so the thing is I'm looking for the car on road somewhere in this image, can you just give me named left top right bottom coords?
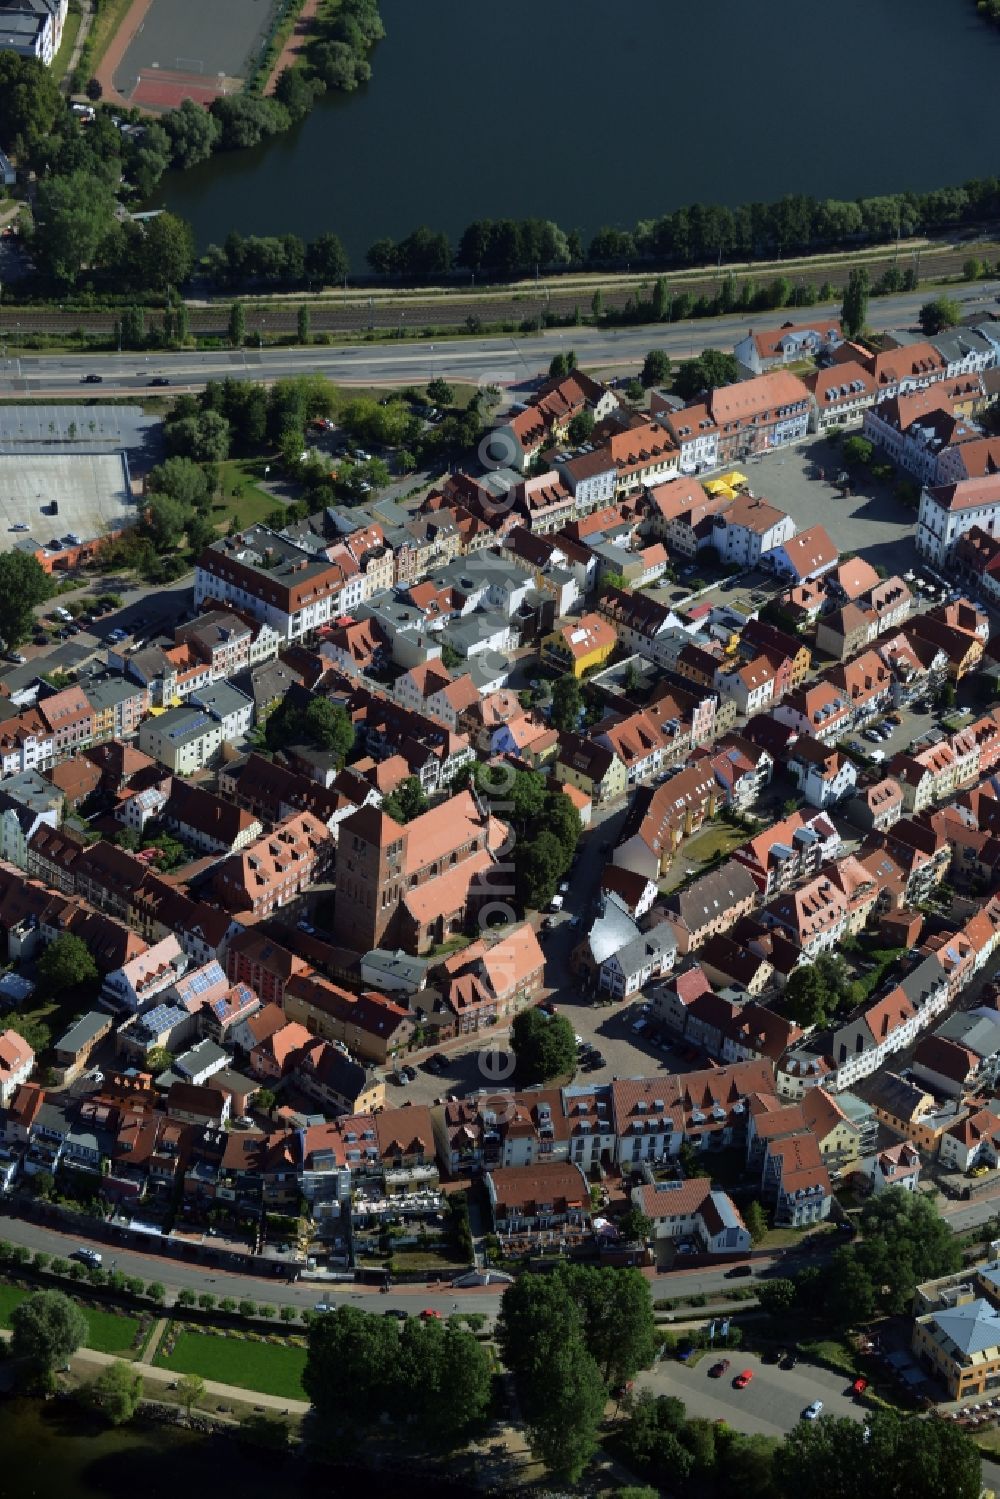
left=149, top=377, right=170, bottom=387
left=82, top=374, right=103, bottom=383
left=725, top=1264, right=752, bottom=1278
left=781, top=1349, right=798, bottom=1369
left=708, top=1359, right=731, bottom=1378
left=73, top=1247, right=102, bottom=1267
left=733, top=1370, right=753, bottom=1388
left=803, top=1400, right=824, bottom=1420
left=383, top=1307, right=407, bottom=1319
left=314, top=1302, right=332, bottom=1314
left=420, top=1308, right=441, bottom=1320
left=3, top=652, right=26, bottom=664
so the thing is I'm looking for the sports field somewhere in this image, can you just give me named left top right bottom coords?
left=112, top=0, right=279, bottom=109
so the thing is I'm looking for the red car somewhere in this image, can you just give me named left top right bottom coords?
left=709, top=1359, right=731, bottom=1379
left=420, top=1308, right=442, bottom=1320
left=733, top=1370, right=753, bottom=1389
left=851, top=1377, right=868, bottom=1396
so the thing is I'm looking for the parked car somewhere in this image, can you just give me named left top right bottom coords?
left=733, top=1370, right=753, bottom=1388
left=383, top=1308, right=407, bottom=1319
left=725, top=1264, right=752, bottom=1278
left=420, top=1308, right=441, bottom=1320
left=851, top=1378, right=868, bottom=1397
left=781, top=1349, right=798, bottom=1369
left=709, top=1359, right=731, bottom=1378
left=676, top=1342, right=695, bottom=1362
left=73, top=1247, right=102, bottom=1267
left=803, top=1400, right=824, bottom=1420
left=402, top=1065, right=417, bottom=1082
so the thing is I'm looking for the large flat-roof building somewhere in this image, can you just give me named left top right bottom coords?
left=0, top=453, right=134, bottom=573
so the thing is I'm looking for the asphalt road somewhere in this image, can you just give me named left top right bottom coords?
left=3, top=284, right=998, bottom=395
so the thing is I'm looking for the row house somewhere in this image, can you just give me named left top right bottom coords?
left=593, top=698, right=696, bottom=785
left=213, top=812, right=333, bottom=919
left=761, top=857, right=878, bottom=959
left=162, top=781, right=263, bottom=855
left=772, top=680, right=850, bottom=742
left=713, top=653, right=778, bottom=717
left=83, top=676, right=148, bottom=743
left=741, top=618, right=812, bottom=688
left=806, top=360, right=879, bottom=432
left=644, top=476, right=729, bottom=553
left=555, top=732, right=628, bottom=805
left=846, top=776, right=904, bottom=834
left=657, top=370, right=811, bottom=465
left=433, top=923, right=545, bottom=1035
left=710, top=493, right=796, bottom=568
left=735, top=319, right=843, bottom=377
left=0, top=709, right=54, bottom=777
left=612, top=765, right=721, bottom=880
left=486, top=1161, right=592, bottom=1250
left=830, top=955, right=951, bottom=1090
left=830, top=337, right=948, bottom=401
left=661, top=859, right=760, bottom=953
left=542, top=611, right=617, bottom=679
left=692, top=733, right=773, bottom=811
left=556, top=448, right=618, bottom=514
left=35, top=685, right=93, bottom=762
left=194, top=526, right=361, bottom=642
left=607, top=420, right=679, bottom=495
left=733, top=808, right=841, bottom=897
left=786, top=735, right=857, bottom=809
left=283, top=974, right=414, bottom=1066
left=632, top=1177, right=751, bottom=1256
left=766, top=524, right=839, bottom=585
left=916, top=471, right=1000, bottom=566
left=889, top=740, right=961, bottom=813
left=862, top=382, right=990, bottom=486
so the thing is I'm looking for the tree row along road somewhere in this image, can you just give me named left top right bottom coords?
left=4, top=284, right=997, bottom=394
left=3, top=240, right=998, bottom=338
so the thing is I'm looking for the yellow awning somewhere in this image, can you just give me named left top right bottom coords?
left=718, top=469, right=749, bottom=490
left=704, top=480, right=735, bottom=498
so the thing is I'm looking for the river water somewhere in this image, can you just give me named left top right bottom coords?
left=0, top=1397, right=473, bottom=1499
left=160, top=0, right=1000, bottom=266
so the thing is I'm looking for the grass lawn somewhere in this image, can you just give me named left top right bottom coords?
left=155, top=1328, right=307, bottom=1399
left=212, top=460, right=281, bottom=531
left=677, top=823, right=746, bottom=866
left=0, top=1283, right=27, bottom=1325
left=51, top=4, right=82, bottom=84
left=80, top=1306, right=143, bottom=1356
left=0, top=1285, right=140, bottom=1356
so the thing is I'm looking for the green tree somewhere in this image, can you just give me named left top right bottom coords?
left=563, top=1264, right=658, bottom=1387
left=144, top=1046, right=173, bottom=1075
left=297, top=304, right=311, bottom=343
left=0, top=53, right=63, bottom=159
left=31, top=170, right=118, bottom=288
left=822, top=1244, right=876, bottom=1329
left=86, top=1360, right=143, bottom=1426
left=381, top=776, right=429, bottom=824
left=304, top=1304, right=404, bottom=1426
left=756, top=1277, right=796, bottom=1313
left=146, top=456, right=209, bottom=510
left=853, top=1188, right=960, bottom=1314
left=427, top=377, right=454, bottom=407
left=518, top=831, right=569, bottom=911
left=641, top=348, right=672, bottom=387
left=782, top=964, right=830, bottom=1028
left=774, top=1410, right=979, bottom=1499
left=652, top=276, right=670, bottom=320
left=591, top=289, right=604, bottom=322
left=145, top=494, right=190, bottom=551
left=497, top=1272, right=606, bottom=1483
left=166, top=410, right=231, bottom=464
left=510, top=1007, right=577, bottom=1084
left=37, top=932, right=98, bottom=996
left=10, top=1290, right=88, bottom=1381
left=673, top=348, right=740, bottom=400
left=568, top=409, right=595, bottom=445
left=163, top=97, right=222, bottom=169
left=141, top=214, right=195, bottom=292
left=303, top=697, right=355, bottom=763
left=305, top=232, right=349, bottom=285
left=744, top=1199, right=768, bottom=1244
left=550, top=674, right=584, bottom=732
left=842, top=434, right=873, bottom=465
left=176, top=1372, right=205, bottom=1417
left=0, top=552, right=52, bottom=648
left=841, top=266, right=869, bottom=338
left=918, top=296, right=962, bottom=335
left=255, top=1088, right=277, bottom=1114
left=229, top=301, right=246, bottom=347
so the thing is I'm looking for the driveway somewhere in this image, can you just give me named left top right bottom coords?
left=637, top=1348, right=868, bottom=1439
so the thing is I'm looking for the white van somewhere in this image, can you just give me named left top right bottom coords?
left=547, top=893, right=564, bottom=912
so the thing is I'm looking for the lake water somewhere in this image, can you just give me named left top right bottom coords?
left=159, top=0, right=1000, bottom=265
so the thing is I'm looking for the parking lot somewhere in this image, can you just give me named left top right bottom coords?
left=637, top=1348, right=869, bottom=1440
